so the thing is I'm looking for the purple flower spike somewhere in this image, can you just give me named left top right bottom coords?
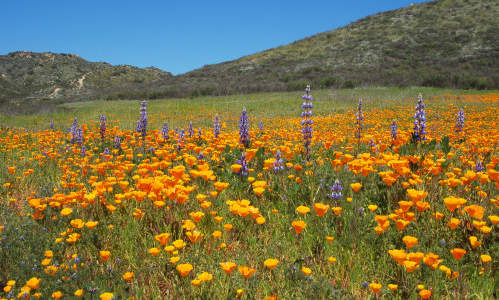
left=390, top=120, right=397, bottom=140
left=214, top=114, right=221, bottom=138
left=161, top=122, right=169, bottom=141
left=413, top=94, right=427, bottom=142
left=136, top=100, right=148, bottom=141
left=455, top=108, right=465, bottom=134
left=301, top=85, right=313, bottom=158
left=99, top=115, right=107, bottom=139
left=239, top=108, right=250, bottom=147
left=355, top=99, right=364, bottom=143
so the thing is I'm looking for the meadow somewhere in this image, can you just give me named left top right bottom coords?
left=0, top=87, right=497, bottom=299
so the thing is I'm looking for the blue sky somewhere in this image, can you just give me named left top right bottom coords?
left=1, top=0, right=428, bottom=74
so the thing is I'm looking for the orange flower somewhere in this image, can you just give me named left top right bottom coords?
left=186, top=230, right=204, bottom=243
left=231, top=164, right=242, bottom=173
left=26, top=277, right=40, bottom=289
left=296, top=205, right=310, bottom=215
left=450, top=248, right=466, bottom=261
left=313, top=203, right=329, bottom=217
left=480, top=254, right=491, bottom=263
left=238, top=266, right=256, bottom=279
left=403, top=260, right=419, bottom=273
left=176, top=263, right=193, bottom=277
left=301, top=266, right=312, bottom=276
left=99, top=250, right=111, bottom=262
left=402, top=235, right=418, bottom=249
left=388, top=284, right=398, bottom=291
left=443, top=196, right=466, bottom=212
left=448, top=218, right=461, bottom=230
left=463, top=205, right=484, bottom=219
left=154, top=233, right=171, bottom=246
left=52, top=291, right=63, bottom=299
left=148, top=247, right=161, bottom=256
left=264, top=258, right=279, bottom=270
left=122, top=272, right=134, bottom=281
left=220, top=261, right=237, bottom=274
left=291, top=220, right=306, bottom=234
left=350, top=182, right=362, bottom=192
left=331, top=207, right=342, bottom=216
left=60, top=207, right=73, bottom=216
left=469, top=236, right=481, bottom=248
left=419, top=289, right=432, bottom=299
left=369, top=283, right=382, bottom=294
left=189, top=211, right=205, bottom=223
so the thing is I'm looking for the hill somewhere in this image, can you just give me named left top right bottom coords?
left=167, top=0, right=498, bottom=97
left=0, top=0, right=497, bottom=102
left=0, top=51, right=172, bottom=101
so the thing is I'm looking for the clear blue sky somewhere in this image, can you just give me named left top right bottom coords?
left=1, top=0, right=428, bottom=75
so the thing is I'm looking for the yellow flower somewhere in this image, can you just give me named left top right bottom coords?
left=51, top=291, right=63, bottom=299
left=480, top=254, right=492, bottom=263
left=176, top=263, right=194, bottom=277
left=301, top=266, right=312, bottom=276
left=99, top=292, right=115, bottom=300
left=296, top=205, right=310, bottom=215
left=197, top=272, right=213, bottom=281
left=60, top=207, right=73, bottom=216
left=122, top=272, right=134, bottom=281
left=26, top=277, right=40, bottom=289
left=369, top=283, right=382, bottom=294
left=264, top=258, right=279, bottom=270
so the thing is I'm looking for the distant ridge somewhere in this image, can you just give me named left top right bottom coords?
left=0, top=0, right=497, bottom=102
left=0, top=51, right=172, bottom=101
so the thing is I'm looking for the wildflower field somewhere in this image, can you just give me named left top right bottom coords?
left=0, top=87, right=498, bottom=299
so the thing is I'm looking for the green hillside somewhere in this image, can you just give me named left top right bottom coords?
left=0, top=52, right=172, bottom=101
left=167, top=0, right=498, bottom=97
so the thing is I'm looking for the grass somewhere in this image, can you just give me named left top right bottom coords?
left=0, top=87, right=497, bottom=299
left=1, top=87, right=496, bottom=130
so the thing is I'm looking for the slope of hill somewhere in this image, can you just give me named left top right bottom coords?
left=167, top=0, right=497, bottom=97
left=0, top=0, right=497, bottom=102
left=0, top=51, right=172, bottom=101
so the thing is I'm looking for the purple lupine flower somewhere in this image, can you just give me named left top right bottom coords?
left=161, top=122, right=169, bottom=141
left=75, top=126, right=84, bottom=145
left=198, top=128, right=202, bottom=138
left=177, top=129, right=185, bottom=150
left=236, top=152, right=249, bottom=176
left=99, top=115, right=107, bottom=139
left=455, top=108, right=465, bottom=134
left=273, top=150, right=284, bottom=171
left=80, top=146, right=86, bottom=157
left=103, top=148, right=110, bottom=155
left=239, top=108, right=250, bottom=147
left=301, top=85, right=313, bottom=158
left=188, top=121, right=193, bottom=137
left=390, top=120, right=397, bottom=140
left=413, top=94, right=427, bottom=142
left=50, top=119, right=54, bottom=130
left=136, top=100, right=148, bottom=140
left=259, top=120, right=263, bottom=132
left=329, top=179, right=343, bottom=200
left=69, top=118, right=78, bottom=143
left=474, top=160, right=485, bottom=172
left=213, top=114, right=221, bottom=138
left=355, top=99, right=364, bottom=143
left=197, top=151, right=205, bottom=160
left=114, top=136, right=121, bottom=149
